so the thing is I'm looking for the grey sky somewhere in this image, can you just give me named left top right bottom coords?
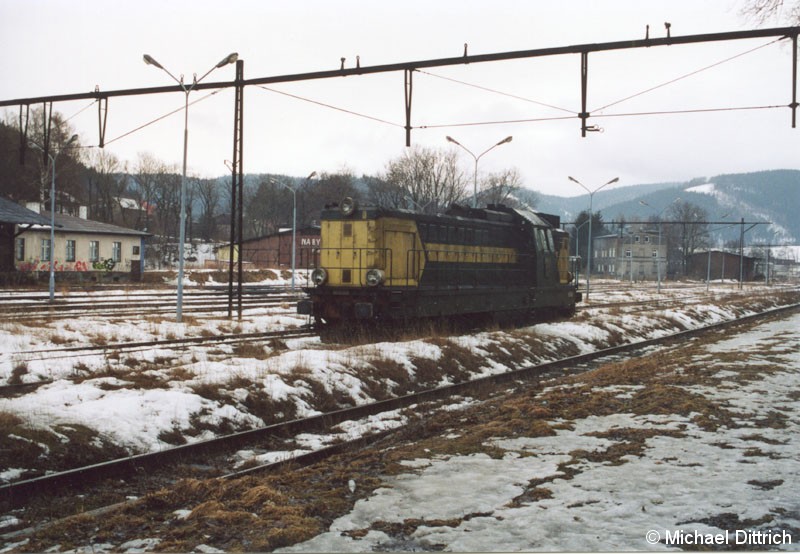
left=1, top=0, right=797, bottom=196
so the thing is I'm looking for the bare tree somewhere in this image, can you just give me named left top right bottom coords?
left=477, top=168, right=525, bottom=207
left=86, top=149, right=126, bottom=224
left=741, top=0, right=800, bottom=23
left=3, top=108, right=84, bottom=206
left=132, top=152, right=166, bottom=232
left=381, top=146, right=468, bottom=214
left=366, top=175, right=407, bottom=212
left=194, top=178, right=221, bottom=241
left=667, top=200, right=710, bottom=276
left=244, top=177, right=287, bottom=238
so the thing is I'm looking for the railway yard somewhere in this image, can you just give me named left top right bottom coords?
left=0, top=276, right=798, bottom=552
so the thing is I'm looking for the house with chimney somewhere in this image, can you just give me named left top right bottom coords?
left=4, top=198, right=149, bottom=280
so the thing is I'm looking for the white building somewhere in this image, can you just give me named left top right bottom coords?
left=13, top=202, right=150, bottom=278
left=593, top=226, right=667, bottom=281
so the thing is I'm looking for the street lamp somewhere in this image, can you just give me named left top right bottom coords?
left=568, top=176, right=619, bottom=301
left=446, top=135, right=512, bottom=208
left=30, top=133, right=79, bottom=302
left=272, top=171, right=316, bottom=291
left=573, top=218, right=591, bottom=284
left=639, top=197, right=680, bottom=294
left=144, top=52, right=238, bottom=322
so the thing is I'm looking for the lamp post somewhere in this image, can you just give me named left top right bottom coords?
left=446, top=135, right=512, bottom=208
left=30, top=134, right=78, bottom=302
left=573, top=218, right=591, bottom=284
left=639, top=197, right=680, bottom=294
left=272, top=171, right=316, bottom=291
left=144, top=52, right=238, bottom=322
left=568, top=176, right=619, bottom=301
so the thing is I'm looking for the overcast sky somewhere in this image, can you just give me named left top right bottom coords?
left=1, top=0, right=798, bottom=197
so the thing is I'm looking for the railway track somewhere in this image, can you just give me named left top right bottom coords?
left=3, top=301, right=798, bottom=521
left=0, top=286, right=302, bottom=320
left=0, top=327, right=318, bottom=377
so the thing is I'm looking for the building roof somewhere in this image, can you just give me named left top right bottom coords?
left=0, top=197, right=54, bottom=226
left=33, top=211, right=150, bottom=237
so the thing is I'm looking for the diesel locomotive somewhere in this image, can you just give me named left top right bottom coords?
left=297, top=198, right=581, bottom=328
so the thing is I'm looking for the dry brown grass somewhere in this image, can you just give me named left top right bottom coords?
left=231, top=342, right=269, bottom=359
left=0, top=414, right=130, bottom=482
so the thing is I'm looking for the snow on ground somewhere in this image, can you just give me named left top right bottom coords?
left=281, top=312, right=800, bottom=552
left=0, top=281, right=797, bottom=486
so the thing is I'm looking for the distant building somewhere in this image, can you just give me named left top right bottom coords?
left=216, top=227, right=320, bottom=269
left=593, top=225, right=666, bottom=281
left=11, top=201, right=149, bottom=280
left=686, top=250, right=757, bottom=282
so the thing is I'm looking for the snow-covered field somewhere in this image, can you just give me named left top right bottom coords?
left=0, top=281, right=797, bottom=485
left=1, top=279, right=798, bottom=552
left=283, top=312, right=800, bottom=552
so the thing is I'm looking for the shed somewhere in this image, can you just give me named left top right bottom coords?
left=216, top=227, right=320, bottom=269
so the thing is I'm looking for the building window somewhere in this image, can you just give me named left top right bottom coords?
left=634, top=235, right=640, bottom=243
left=89, top=240, right=100, bottom=262
left=15, top=238, right=25, bottom=261
left=625, top=249, right=631, bottom=258
left=132, top=245, right=140, bottom=256
left=41, top=238, right=51, bottom=261
left=645, top=236, right=651, bottom=244
left=66, top=240, right=76, bottom=262
left=652, top=250, right=658, bottom=258
left=112, top=241, right=122, bottom=262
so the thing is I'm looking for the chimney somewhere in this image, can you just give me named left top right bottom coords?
left=79, top=206, right=88, bottom=220
left=26, top=202, right=41, bottom=214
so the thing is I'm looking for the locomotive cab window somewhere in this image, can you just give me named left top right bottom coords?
left=545, top=229, right=555, bottom=252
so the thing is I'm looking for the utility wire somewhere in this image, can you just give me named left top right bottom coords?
left=591, top=38, right=784, bottom=113
left=417, top=114, right=576, bottom=129
left=593, top=104, right=787, bottom=119
left=103, top=89, right=223, bottom=147
left=417, top=69, right=577, bottom=114
left=415, top=104, right=785, bottom=130
left=257, top=85, right=404, bottom=128
left=64, top=99, right=98, bottom=123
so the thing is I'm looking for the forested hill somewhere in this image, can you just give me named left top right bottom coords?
left=526, top=170, right=800, bottom=244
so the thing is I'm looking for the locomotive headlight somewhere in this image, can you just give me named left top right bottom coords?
left=340, top=196, right=358, bottom=216
left=311, top=268, right=328, bottom=286
left=365, top=268, right=385, bottom=287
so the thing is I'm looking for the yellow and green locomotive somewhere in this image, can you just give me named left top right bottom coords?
left=297, top=198, right=580, bottom=327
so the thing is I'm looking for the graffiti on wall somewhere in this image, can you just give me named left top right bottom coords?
left=17, top=259, right=117, bottom=272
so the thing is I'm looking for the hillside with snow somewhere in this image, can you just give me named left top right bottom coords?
left=529, top=170, right=800, bottom=246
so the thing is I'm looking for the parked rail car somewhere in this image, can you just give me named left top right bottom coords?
left=297, top=198, right=581, bottom=328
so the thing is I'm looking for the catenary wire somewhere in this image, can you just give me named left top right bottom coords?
left=416, top=69, right=578, bottom=114
left=257, top=85, right=404, bottom=128
left=591, top=38, right=784, bottom=113
left=103, top=89, right=223, bottom=146
left=415, top=104, right=786, bottom=129
left=64, top=99, right=99, bottom=123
